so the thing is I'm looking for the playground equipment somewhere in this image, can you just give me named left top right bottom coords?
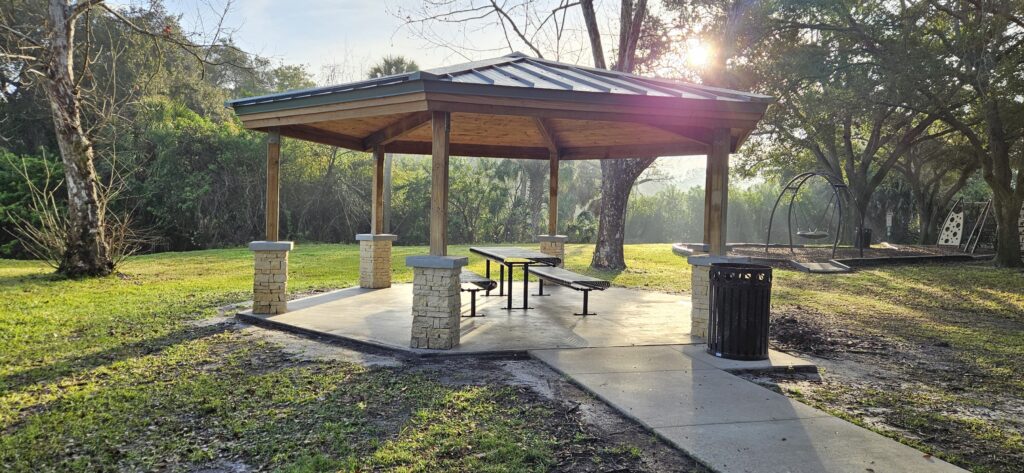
left=765, top=172, right=854, bottom=259
left=938, top=197, right=995, bottom=254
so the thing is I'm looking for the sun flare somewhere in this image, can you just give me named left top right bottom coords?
left=685, top=39, right=713, bottom=68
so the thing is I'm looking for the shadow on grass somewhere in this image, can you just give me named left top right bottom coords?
left=0, top=323, right=232, bottom=394
left=0, top=270, right=66, bottom=289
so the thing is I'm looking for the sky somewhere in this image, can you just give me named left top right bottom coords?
left=159, top=0, right=709, bottom=185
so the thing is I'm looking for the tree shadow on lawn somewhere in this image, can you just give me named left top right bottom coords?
left=0, top=270, right=67, bottom=289
left=0, top=322, right=232, bottom=394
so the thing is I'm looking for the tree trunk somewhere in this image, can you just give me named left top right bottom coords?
left=583, top=0, right=653, bottom=270
left=591, top=158, right=654, bottom=269
left=918, top=199, right=939, bottom=245
left=524, top=161, right=547, bottom=235
left=47, top=0, right=113, bottom=277
left=991, top=191, right=1023, bottom=266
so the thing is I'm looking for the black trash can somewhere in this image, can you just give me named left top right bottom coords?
left=855, top=227, right=873, bottom=249
left=707, top=263, right=772, bottom=360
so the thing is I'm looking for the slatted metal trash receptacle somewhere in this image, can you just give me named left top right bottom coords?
left=707, top=263, right=772, bottom=360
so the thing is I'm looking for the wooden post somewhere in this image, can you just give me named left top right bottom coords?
left=266, top=128, right=281, bottom=241
left=371, top=146, right=385, bottom=234
left=548, top=153, right=559, bottom=235
left=704, top=128, right=730, bottom=256
left=430, top=111, right=451, bottom=256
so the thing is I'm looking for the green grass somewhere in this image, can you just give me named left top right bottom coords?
left=2, top=243, right=1022, bottom=471
left=0, top=244, right=645, bottom=472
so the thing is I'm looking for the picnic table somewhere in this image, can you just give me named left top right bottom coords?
left=469, top=247, right=560, bottom=310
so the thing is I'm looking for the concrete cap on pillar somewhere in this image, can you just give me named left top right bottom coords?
left=537, top=234, right=568, bottom=242
left=405, top=255, right=468, bottom=269
left=687, top=255, right=753, bottom=266
left=249, top=241, right=294, bottom=251
left=355, top=233, right=398, bottom=241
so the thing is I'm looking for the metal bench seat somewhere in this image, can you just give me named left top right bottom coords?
left=460, top=269, right=497, bottom=317
left=527, top=266, right=610, bottom=316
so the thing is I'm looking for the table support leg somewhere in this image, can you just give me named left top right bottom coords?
left=485, top=260, right=492, bottom=296
left=522, top=264, right=530, bottom=310
left=574, top=290, right=596, bottom=316
left=506, top=264, right=513, bottom=310
left=534, top=278, right=548, bottom=296
left=499, top=264, right=505, bottom=296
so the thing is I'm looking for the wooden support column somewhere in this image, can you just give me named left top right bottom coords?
left=548, top=153, right=559, bottom=235
left=430, top=111, right=451, bottom=256
left=266, top=128, right=281, bottom=241
left=371, top=146, right=385, bottom=234
left=703, top=128, right=731, bottom=256
left=534, top=117, right=562, bottom=236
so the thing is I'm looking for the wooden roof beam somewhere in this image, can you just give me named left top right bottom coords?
left=361, top=111, right=432, bottom=151
left=645, top=124, right=716, bottom=145
left=279, top=125, right=364, bottom=151
left=533, top=117, right=561, bottom=157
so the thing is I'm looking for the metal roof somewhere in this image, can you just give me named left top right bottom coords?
left=226, top=52, right=773, bottom=113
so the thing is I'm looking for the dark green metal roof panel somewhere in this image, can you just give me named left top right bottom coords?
left=227, top=52, right=773, bottom=116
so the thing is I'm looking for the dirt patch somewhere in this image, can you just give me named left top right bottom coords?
left=234, top=322, right=707, bottom=472
left=726, top=244, right=981, bottom=263
left=410, top=358, right=708, bottom=473
left=769, top=308, right=897, bottom=358
left=741, top=305, right=1024, bottom=472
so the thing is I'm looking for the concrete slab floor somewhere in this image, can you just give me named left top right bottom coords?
left=238, top=283, right=696, bottom=354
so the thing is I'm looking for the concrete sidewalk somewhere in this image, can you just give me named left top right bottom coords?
left=530, top=346, right=964, bottom=473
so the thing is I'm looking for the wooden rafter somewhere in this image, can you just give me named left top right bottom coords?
left=533, top=117, right=560, bottom=156
left=279, top=125, right=364, bottom=150
left=362, top=111, right=432, bottom=150
left=645, top=123, right=716, bottom=145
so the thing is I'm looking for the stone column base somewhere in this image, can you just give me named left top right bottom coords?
left=406, top=255, right=468, bottom=349
left=356, top=234, right=397, bottom=288
left=689, top=264, right=710, bottom=338
left=250, top=241, right=294, bottom=315
left=538, top=234, right=568, bottom=267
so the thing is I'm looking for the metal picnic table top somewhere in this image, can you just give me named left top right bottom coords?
left=468, top=246, right=560, bottom=310
left=469, top=246, right=561, bottom=265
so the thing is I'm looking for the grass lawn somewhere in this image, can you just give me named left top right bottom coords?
left=1, top=242, right=1022, bottom=471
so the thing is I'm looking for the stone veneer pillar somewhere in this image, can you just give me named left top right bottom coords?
left=356, top=233, right=397, bottom=288
left=538, top=234, right=568, bottom=266
left=250, top=241, right=294, bottom=315
left=406, top=255, right=468, bottom=349
left=687, top=255, right=750, bottom=339
left=689, top=263, right=711, bottom=338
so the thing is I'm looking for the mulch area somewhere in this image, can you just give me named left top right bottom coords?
left=727, top=244, right=978, bottom=263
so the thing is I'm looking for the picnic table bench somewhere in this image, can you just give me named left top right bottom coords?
left=469, top=247, right=560, bottom=310
left=459, top=269, right=497, bottom=317
left=528, top=266, right=610, bottom=316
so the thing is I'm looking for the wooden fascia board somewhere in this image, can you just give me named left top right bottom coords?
left=420, top=81, right=770, bottom=116
left=239, top=93, right=428, bottom=129
left=426, top=97, right=762, bottom=131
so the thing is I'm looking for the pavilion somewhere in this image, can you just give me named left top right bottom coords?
left=227, top=52, right=772, bottom=349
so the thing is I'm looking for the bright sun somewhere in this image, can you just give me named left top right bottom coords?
left=685, top=39, right=713, bottom=68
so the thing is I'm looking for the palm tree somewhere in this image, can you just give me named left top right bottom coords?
left=367, top=56, right=420, bottom=233
left=368, top=55, right=419, bottom=78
